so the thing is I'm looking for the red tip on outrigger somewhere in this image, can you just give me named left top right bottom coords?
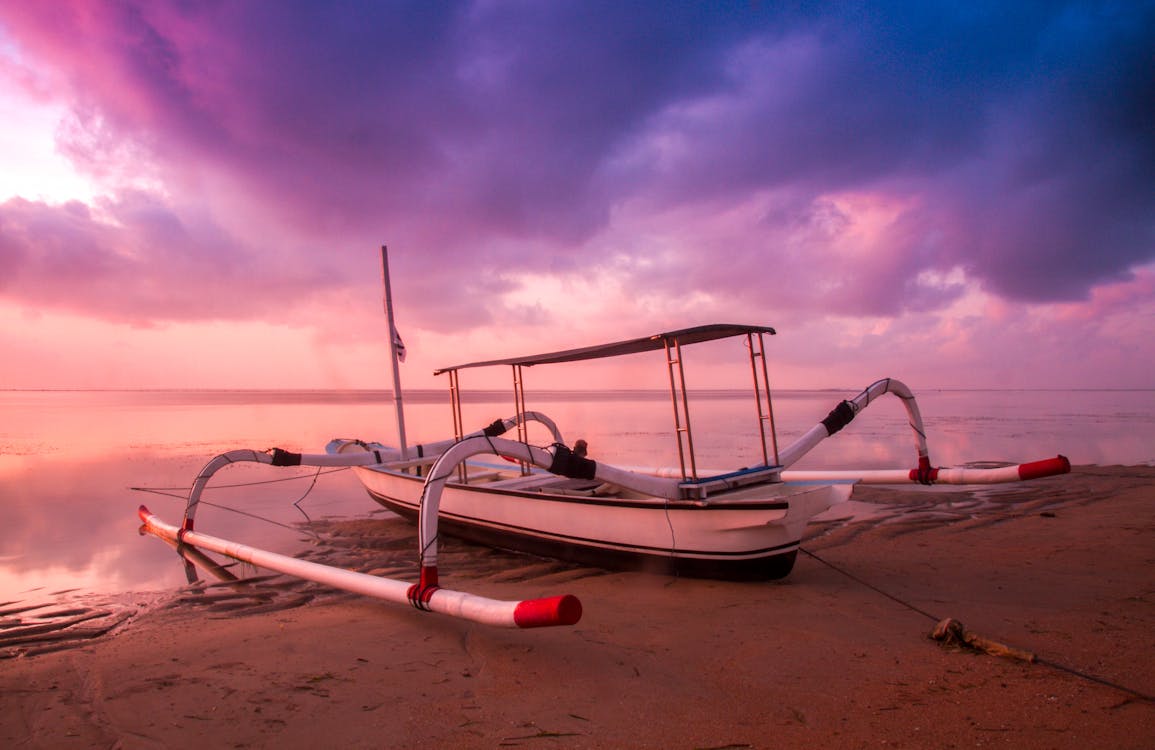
left=514, top=594, right=583, bottom=628
left=1018, top=455, right=1071, bottom=480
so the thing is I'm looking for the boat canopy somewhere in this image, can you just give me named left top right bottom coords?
left=435, top=322, right=780, bottom=482
left=434, top=323, right=776, bottom=375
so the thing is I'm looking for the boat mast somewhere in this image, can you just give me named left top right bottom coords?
left=381, top=245, right=409, bottom=460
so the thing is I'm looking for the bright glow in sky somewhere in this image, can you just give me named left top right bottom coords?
left=0, top=2, right=1152, bottom=391
left=0, top=43, right=95, bottom=203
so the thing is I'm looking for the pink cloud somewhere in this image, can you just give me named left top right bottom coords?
left=0, top=193, right=345, bottom=324
left=0, top=2, right=1151, bottom=388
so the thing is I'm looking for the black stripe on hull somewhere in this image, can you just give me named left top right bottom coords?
left=367, top=491, right=799, bottom=581
left=431, top=479, right=791, bottom=512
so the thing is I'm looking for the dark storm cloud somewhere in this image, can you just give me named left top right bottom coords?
left=0, top=0, right=1150, bottom=326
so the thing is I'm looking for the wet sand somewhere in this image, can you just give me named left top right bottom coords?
left=2, top=465, right=1152, bottom=748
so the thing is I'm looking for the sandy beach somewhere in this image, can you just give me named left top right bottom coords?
left=2, top=465, right=1152, bottom=749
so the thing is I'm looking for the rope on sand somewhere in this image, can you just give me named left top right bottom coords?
left=799, top=547, right=1154, bottom=705
left=929, top=617, right=1037, bottom=663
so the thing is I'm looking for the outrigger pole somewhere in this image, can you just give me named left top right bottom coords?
left=381, top=245, right=409, bottom=461
left=139, top=505, right=581, bottom=629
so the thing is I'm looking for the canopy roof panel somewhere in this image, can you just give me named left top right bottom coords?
left=434, top=323, right=776, bottom=375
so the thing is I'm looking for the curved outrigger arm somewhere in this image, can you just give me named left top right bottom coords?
left=179, top=411, right=564, bottom=532
left=775, top=377, right=1070, bottom=484
left=777, top=378, right=929, bottom=471
left=409, top=435, right=685, bottom=603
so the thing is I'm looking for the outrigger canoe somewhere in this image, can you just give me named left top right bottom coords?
left=322, top=325, right=1069, bottom=582
left=138, top=247, right=1069, bottom=628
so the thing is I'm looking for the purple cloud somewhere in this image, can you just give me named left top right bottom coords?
left=0, top=0, right=1150, bottom=333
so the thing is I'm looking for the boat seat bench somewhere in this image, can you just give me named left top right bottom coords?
left=679, top=465, right=783, bottom=499
left=530, top=477, right=616, bottom=496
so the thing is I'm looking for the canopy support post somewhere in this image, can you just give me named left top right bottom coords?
left=747, top=331, right=780, bottom=467
left=664, top=335, right=698, bottom=481
left=512, top=364, right=531, bottom=476
left=447, top=368, right=467, bottom=483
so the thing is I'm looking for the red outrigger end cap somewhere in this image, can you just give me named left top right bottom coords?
left=513, top=594, right=583, bottom=628
left=1018, top=455, right=1071, bottom=480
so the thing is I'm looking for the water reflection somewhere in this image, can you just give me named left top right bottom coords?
left=0, top=450, right=370, bottom=604
left=1, top=389, right=1152, bottom=607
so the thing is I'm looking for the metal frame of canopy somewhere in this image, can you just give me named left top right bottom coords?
left=433, top=324, right=783, bottom=481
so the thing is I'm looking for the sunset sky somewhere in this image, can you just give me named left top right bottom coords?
left=1, top=2, right=1152, bottom=391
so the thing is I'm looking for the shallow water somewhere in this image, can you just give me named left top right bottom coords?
left=1, top=387, right=1151, bottom=615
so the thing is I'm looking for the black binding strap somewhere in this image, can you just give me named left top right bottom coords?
left=270, top=448, right=303, bottom=466
left=549, top=444, right=597, bottom=480
left=483, top=419, right=509, bottom=437
left=821, top=400, right=856, bottom=436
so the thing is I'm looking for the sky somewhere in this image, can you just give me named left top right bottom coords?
left=0, top=1, right=1152, bottom=391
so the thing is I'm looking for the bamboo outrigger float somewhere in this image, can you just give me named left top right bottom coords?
left=137, top=247, right=1069, bottom=628
left=137, top=506, right=581, bottom=628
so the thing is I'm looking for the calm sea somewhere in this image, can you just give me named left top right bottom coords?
left=2, top=388, right=1152, bottom=604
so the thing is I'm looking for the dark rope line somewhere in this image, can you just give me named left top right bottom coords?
left=129, top=466, right=351, bottom=494
left=801, top=548, right=939, bottom=622
left=1034, top=656, right=1154, bottom=703
left=131, top=467, right=343, bottom=540
left=291, top=467, right=323, bottom=509
left=800, top=547, right=1153, bottom=704
left=419, top=533, right=438, bottom=559
left=130, top=487, right=188, bottom=501
left=663, top=500, right=678, bottom=561
left=289, top=466, right=325, bottom=525
left=417, top=457, right=464, bottom=561
left=855, top=378, right=889, bottom=409
left=187, top=499, right=308, bottom=535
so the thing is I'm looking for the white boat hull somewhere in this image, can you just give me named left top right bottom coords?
left=350, top=464, right=850, bottom=580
